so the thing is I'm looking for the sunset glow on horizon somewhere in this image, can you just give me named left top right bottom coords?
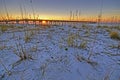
left=0, top=0, right=120, bottom=22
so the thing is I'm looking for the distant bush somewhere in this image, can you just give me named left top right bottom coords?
left=0, top=25, right=8, bottom=32
left=97, top=25, right=102, bottom=28
left=73, top=25, right=77, bottom=28
left=105, top=28, right=111, bottom=32
left=82, top=24, right=86, bottom=27
left=0, top=25, right=14, bottom=32
left=114, top=26, right=120, bottom=30
left=110, top=31, right=120, bottom=40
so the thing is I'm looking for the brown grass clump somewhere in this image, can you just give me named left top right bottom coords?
left=110, top=31, right=120, bottom=40
left=0, top=25, right=14, bottom=32
left=0, top=25, right=8, bottom=32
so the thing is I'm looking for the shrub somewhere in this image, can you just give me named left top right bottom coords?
left=0, top=25, right=8, bottom=32
left=0, top=25, right=15, bottom=33
left=73, top=25, right=77, bottom=28
left=97, top=25, right=101, bottom=28
left=110, top=31, right=120, bottom=40
left=106, top=28, right=111, bottom=32
left=82, top=24, right=86, bottom=27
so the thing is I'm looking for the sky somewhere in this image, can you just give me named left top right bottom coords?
left=0, top=0, right=120, bottom=21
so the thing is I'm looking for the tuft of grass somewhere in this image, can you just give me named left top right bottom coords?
left=24, top=35, right=31, bottom=43
left=24, top=31, right=33, bottom=43
left=85, top=29, right=90, bottom=35
left=67, top=33, right=88, bottom=49
left=110, top=31, right=120, bottom=40
left=67, top=34, right=76, bottom=47
left=12, top=43, right=34, bottom=68
left=67, top=33, right=79, bottom=47
left=13, top=43, right=33, bottom=61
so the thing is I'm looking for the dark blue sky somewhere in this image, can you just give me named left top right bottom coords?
left=0, top=0, right=120, bottom=20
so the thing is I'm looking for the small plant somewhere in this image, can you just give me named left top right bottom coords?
left=24, top=35, right=31, bottom=43
left=85, top=29, right=90, bottom=37
left=67, top=33, right=79, bottom=47
left=12, top=43, right=34, bottom=68
left=67, top=34, right=76, bottom=47
left=14, top=43, right=33, bottom=61
left=24, top=31, right=31, bottom=43
left=110, top=31, right=120, bottom=40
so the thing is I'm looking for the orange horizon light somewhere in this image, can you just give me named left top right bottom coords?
left=42, top=20, right=47, bottom=24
